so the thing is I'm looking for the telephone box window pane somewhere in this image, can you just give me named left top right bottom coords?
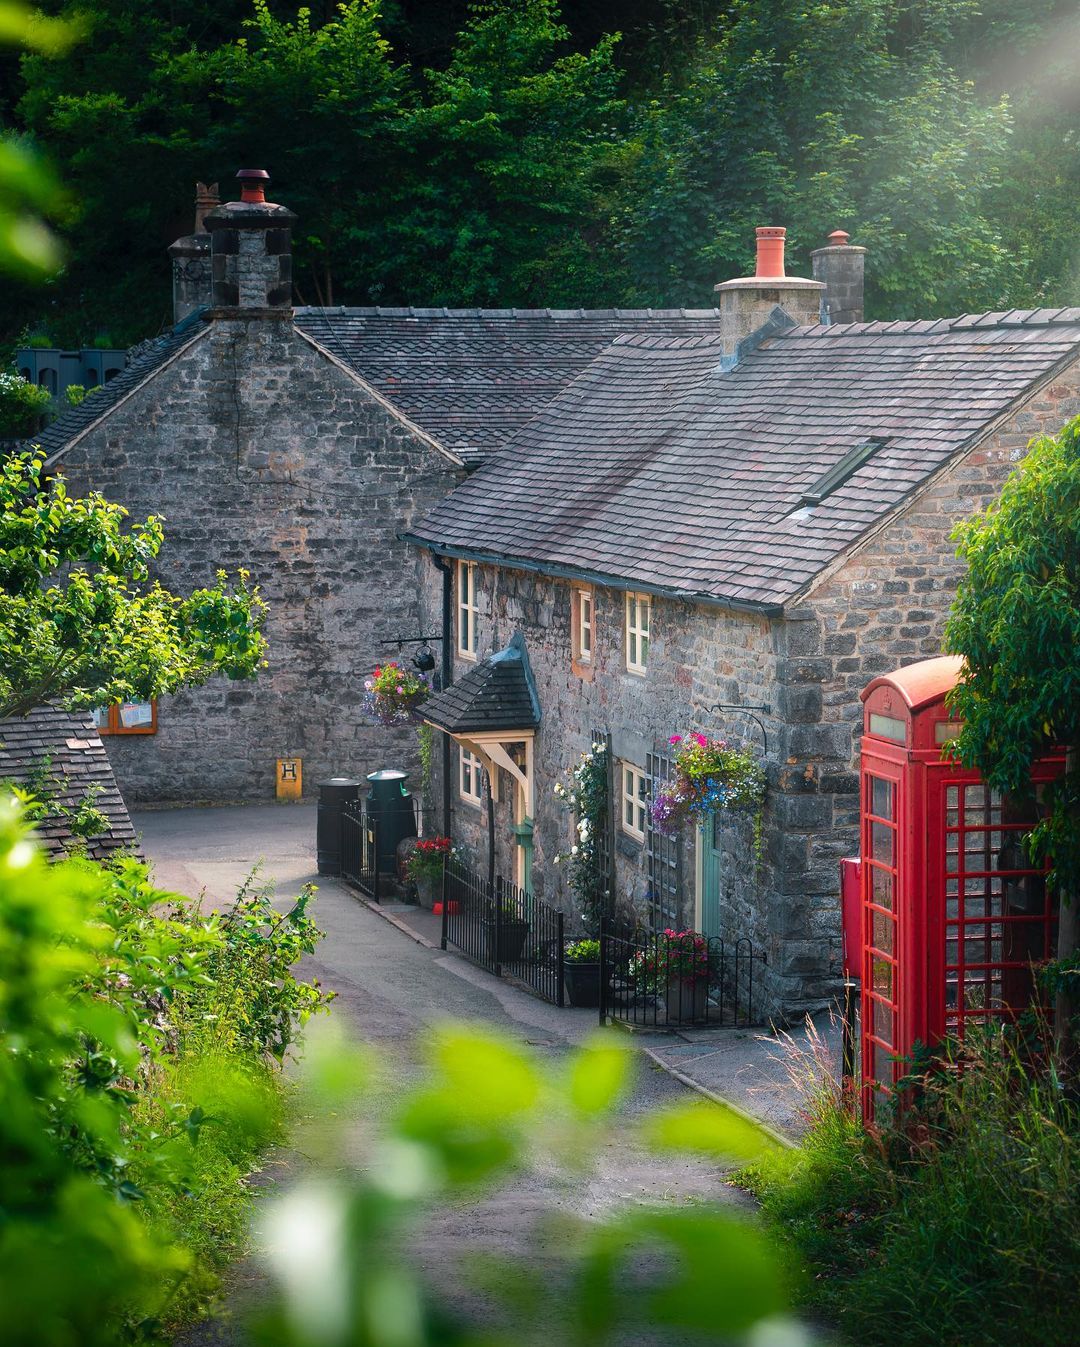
left=873, top=997, right=894, bottom=1043
left=871, top=957, right=893, bottom=996
left=869, top=713, right=906, bottom=742
left=871, top=822, right=893, bottom=865
left=871, top=777, right=894, bottom=820
left=946, top=786, right=959, bottom=808
left=871, top=866, right=894, bottom=912
left=872, top=909, right=894, bottom=956
left=119, top=701, right=153, bottom=728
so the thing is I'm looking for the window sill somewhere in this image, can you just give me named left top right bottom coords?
left=617, top=831, right=643, bottom=858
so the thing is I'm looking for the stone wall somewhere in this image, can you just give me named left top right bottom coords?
left=60, top=316, right=463, bottom=805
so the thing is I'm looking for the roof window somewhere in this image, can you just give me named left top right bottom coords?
left=798, top=437, right=889, bottom=509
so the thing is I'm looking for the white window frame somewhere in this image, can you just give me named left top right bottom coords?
left=620, top=762, right=648, bottom=842
left=458, top=746, right=484, bottom=807
left=457, top=559, right=479, bottom=660
left=574, top=586, right=593, bottom=664
left=625, top=591, right=651, bottom=674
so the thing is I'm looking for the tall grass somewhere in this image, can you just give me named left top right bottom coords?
left=742, top=1020, right=1080, bottom=1347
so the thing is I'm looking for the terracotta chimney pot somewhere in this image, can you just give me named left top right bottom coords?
left=827, top=229, right=851, bottom=247
left=755, top=226, right=786, bottom=279
left=236, top=168, right=271, bottom=204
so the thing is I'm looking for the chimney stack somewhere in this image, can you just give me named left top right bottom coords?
left=713, top=226, right=825, bottom=360
left=167, top=181, right=220, bottom=325
left=811, top=228, right=866, bottom=325
left=203, top=169, right=296, bottom=317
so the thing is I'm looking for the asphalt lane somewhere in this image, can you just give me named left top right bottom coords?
left=135, top=805, right=755, bottom=1345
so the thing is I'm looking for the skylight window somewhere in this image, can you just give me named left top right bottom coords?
left=798, top=437, right=889, bottom=509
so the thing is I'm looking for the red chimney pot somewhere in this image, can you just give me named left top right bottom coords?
left=755, top=226, right=786, bottom=279
left=236, top=168, right=270, bottom=205
left=827, top=228, right=851, bottom=247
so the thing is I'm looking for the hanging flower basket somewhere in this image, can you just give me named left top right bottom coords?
left=649, top=732, right=765, bottom=855
left=361, top=662, right=430, bottom=727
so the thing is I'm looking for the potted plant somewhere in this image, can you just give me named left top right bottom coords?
left=649, top=733, right=766, bottom=868
left=405, top=835, right=452, bottom=908
left=361, top=661, right=429, bottom=727
left=563, top=938, right=601, bottom=1007
left=481, top=893, right=530, bottom=964
left=628, top=929, right=715, bottom=1024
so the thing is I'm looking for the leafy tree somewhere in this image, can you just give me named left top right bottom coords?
left=944, top=415, right=1080, bottom=1044
left=0, top=452, right=267, bottom=719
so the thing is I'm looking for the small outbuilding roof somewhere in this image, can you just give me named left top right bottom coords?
left=0, top=705, right=139, bottom=861
left=406, top=308, right=1080, bottom=611
left=421, top=634, right=541, bottom=734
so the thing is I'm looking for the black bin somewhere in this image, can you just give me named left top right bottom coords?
left=317, top=777, right=361, bottom=875
left=366, top=769, right=417, bottom=874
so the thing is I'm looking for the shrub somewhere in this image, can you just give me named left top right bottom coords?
left=0, top=369, right=51, bottom=435
left=744, top=1022, right=1080, bottom=1347
left=406, top=835, right=452, bottom=883
left=564, top=937, right=601, bottom=963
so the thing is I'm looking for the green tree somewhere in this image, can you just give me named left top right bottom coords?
left=0, top=452, right=267, bottom=719
left=944, top=415, right=1080, bottom=1045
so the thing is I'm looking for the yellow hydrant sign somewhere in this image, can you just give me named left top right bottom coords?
left=276, top=757, right=302, bottom=800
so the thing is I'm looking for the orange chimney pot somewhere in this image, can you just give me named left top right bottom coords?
left=827, top=228, right=851, bottom=247
left=755, top=226, right=786, bottom=278
left=236, top=168, right=270, bottom=205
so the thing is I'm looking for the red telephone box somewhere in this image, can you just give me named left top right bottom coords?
left=858, top=655, right=1064, bottom=1118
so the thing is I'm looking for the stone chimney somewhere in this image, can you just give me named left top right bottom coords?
left=713, top=227, right=825, bottom=359
left=811, top=229, right=866, bottom=325
left=167, top=181, right=219, bottom=325
left=203, top=169, right=296, bottom=317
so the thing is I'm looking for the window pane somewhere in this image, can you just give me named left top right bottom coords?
left=871, top=821, right=894, bottom=865
left=90, top=707, right=108, bottom=729
left=628, top=631, right=637, bottom=666
left=871, top=777, right=893, bottom=820
left=639, top=636, right=649, bottom=666
left=119, top=701, right=153, bottom=728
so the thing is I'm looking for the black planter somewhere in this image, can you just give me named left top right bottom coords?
left=564, top=961, right=601, bottom=1007
left=482, top=918, right=529, bottom=964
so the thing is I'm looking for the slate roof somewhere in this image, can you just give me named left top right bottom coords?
left=293, top=307, right=725, bottom=463
left=32, top=309, right=209, bottom=464
left=406, top=307, right=1080, bottom=611
left=0, top=705, right=139, bottom=861
left=422, top=634, right=541, bottom=734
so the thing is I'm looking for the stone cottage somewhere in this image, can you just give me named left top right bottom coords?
left=35, top=171, right=732, bottom=805
left=408, top=228, right=1080, bottom=1019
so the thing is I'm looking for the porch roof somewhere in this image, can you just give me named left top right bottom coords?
left=421, top=634, right=540, bottom=734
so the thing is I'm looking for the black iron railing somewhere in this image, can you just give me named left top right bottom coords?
left=599, top=922, right=765, bottom=1028
left=441, top=858, right=564, bottom=1006
left=340, top=798, right=380, bottom=902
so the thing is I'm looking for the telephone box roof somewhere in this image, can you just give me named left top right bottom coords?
left=860, top=654, right=965, bottom=714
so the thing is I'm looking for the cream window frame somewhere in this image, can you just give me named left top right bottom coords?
left=574, top=587, right=593, bottom=664
left=457, top=560, right=479, bottom=660
left=620, top=762, right=648, bottom=842
left=624, top=592, right=651, bottom=674
left=458, top=746, right=484, bottom=807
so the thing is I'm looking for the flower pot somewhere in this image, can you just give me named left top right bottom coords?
left=564, top=961, right=601, bottom=1008
left=412, top=873, right=438, bottom=910
left=482, top=918, right=530, bottom=964
left=666, top=977, right=709, bottom=1024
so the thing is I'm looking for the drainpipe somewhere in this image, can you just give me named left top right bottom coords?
left=431, top=554, right=454, bottom=838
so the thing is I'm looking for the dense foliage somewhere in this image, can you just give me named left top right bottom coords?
left=4, top=0, right=1080, bottom=347
left=0, top=368, right=52, bottom=434
left=0, top=452, right=267, bottom=718
left=0, top=795, right=331, bottom=1343
left=743, top=1024, right=1080, bottom=1347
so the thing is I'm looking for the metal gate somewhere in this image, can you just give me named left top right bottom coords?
left=441, top=858, right=565, bottom=1006
left=340, top=798, right=380, bottom=901
left=598, top=921, right=765, bottom=1028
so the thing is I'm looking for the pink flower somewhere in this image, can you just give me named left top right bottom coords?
left=396, top=684, right=404, bottom=694
left=692, top=732, right=708, bottom=747
left=669, top=734, right=682, bottom=745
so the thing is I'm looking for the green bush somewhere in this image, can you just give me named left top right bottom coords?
left=0, top=795, right=329, bottom=1344
left=744, top=1027, right=1080, bottom=1347
left=0, top=369, right=51, bottom=435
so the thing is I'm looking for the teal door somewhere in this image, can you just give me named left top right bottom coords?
left=699, top=816, right=723, bottom=939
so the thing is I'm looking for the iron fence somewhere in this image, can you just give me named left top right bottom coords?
left=340, top=798, right=380, bottom=901
left=441, top=858, right=564, bottom=1006
left=599, top=922, right=765, bottom=1028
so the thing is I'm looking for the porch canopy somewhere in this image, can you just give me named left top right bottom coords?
left=422, top=633, right=541, bottom=815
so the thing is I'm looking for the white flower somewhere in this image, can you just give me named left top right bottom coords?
left=571, top=846, right=579, bottom=856
left=553, top=855, right=561, bottom=865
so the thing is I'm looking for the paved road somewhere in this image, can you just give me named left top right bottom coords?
left=136, top=804, right=757, bottom=1343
